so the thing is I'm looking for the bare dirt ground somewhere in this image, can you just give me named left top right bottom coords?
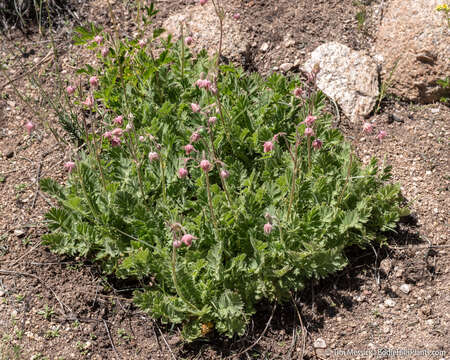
left=0, top=0, right=449, bottom=359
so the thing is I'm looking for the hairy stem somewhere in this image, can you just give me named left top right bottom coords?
left=338, top=151, right=353, bottom=205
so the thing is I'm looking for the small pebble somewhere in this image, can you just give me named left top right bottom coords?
left=260, top=42, right=269, bottom=52
left=399, top=284, right=411, bottom=294
left=313, top=338, right=327, bottom=349
left=280, top=62, right=294, bottom=72
left=384, top=299, right=396, bottom=307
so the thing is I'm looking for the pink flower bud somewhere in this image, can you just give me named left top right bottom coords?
left=263, top=141, right=274, bottom=153
left=208, top=116, right=217, bottom=125
left=190, top=131, right=201, bottom=143
left=185, top=36, right=194, bottom=46
left=264, top=223, right=273, bottom=234
left=25, top=121, right=35, bottom=134
left=233, top=13, right=240, bottom=20
left=148, top=152, right=159, bottom=162
left=178, top=167, right=189, bottom=178
left=209, top=84, right=218, bottom=95
left=312, top=139, right=323, bottom=150
left=82, top=95, right=94, bottom=107
left=66, top=85, right=76, bottom=95
left=377, top=130, right=387, bottom=141
left=304, top=115, right=316, bottom=126
left=101, top=47, right=109, bottom=57
left=173, top=240, right=182, bottom=248
left=89, top=76, right=99, bottom=87
left=363, top=122, right=374, bottom=134
left=195, top=79, right=203, bottom=88
left=111, top=136, right=121, bottom=147
left=272, top=132, right=286, bottom=142
left=199, top=0, right=207, bottom=6
left=94, top=35, right=103, bottom=45
left=111, top=128, right=123, bottom=137
left=293, top=87, right=302, bottom=98
left=184, top=144, right=195, bottom=155
left=304, top=127, right=314, bottom=137
left=138, top=39, right=147, bottom=48
left=181, top=234, right=195, bottom=247
left=139, top=135, right=145, bottom=142
left=113, top=115, right=123, bottom=125
left=200, top=159, right=212, bottom=172
left=203, top=79, right=212, bottom=90
left=64, top=161, right=76, bottom=173
left=191, top=103, right=201, bottom=113
left=103, top=131, right=112, bottom=139
left=220, top=169, right=229, bottom=179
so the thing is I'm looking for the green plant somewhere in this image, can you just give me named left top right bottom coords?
left=38, top=4, right=405, bottom=342
left=436, top=3, right=450, bottom=27
left=374, top=57, right=401, bottom=114
left=436, top=76, right=450, bottom=104
left=37, top=305, right=54, bottom=320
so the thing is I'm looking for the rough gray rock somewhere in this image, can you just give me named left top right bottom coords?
left=303, top=42, right=379, bottom=123
left=374, top=0, right=450, bottom=103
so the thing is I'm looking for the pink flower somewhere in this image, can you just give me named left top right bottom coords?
left=24, top=121, right=35, bottom=134
left=148, top=152, right=159, bottom=162
left=363, top=122, right=374, bottom=134
left=209, top=84, right=218, bottom=95
left=190, top=131, right=201, bottom=143
left=103, top=131, right=113, bottom=139
left=200, top=159, right=212, bottom=172
left=264, top=223, right=273, bottom=234
left=181, top=234, right=196, bottom=247
left=377, top=130, right=387, bottom=141
left=82, top=95, right=94, bottom=107
left=220, top=169, right=229, bottom=179
left=233, top=13, right=240, bottom=20
left=94, top=35, right=103, bottom=45
left=185, top=36, right=194, bottom=46
left=101, top=47, right=109, bottom=57
left=304, top=127, right=314, bottom=137
left=89, top=76, right=99, bottom=87
left=263, top=141, right=274, bottom=153
left=312, top=139, right=323, bottom=150
left=208, top=117, right=217, bottom=125
left=113, top=115, right=123, bottom=125
left=64, top=161, right=76, bottom=172
left=178, top=167, right=189, bottom=178
left=111, top=128, right=123, bottom=137
left=139, top=136, right=145, bottom=142
left=110, top=136, right=121, bottom=147
left=293, top=87, right=302, bottom=98
left=184, top=144, right=195, bottom=155
left=199, top=0, right=207, bottom=5
left=66, top=85, right=76, bottom=95
left=173, top=240, right=182, bottom=248
left=138, top=39, right=147, bottom=48
left=191, top=103, right=201, bottom=113
left=304, top=115, right=316, bottom=126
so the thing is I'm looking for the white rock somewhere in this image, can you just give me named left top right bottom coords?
left=384, top=299, right=396, bottom=307
left=313, top=338, right=327, bottom=349
left=260, top=42, right=269, bottom=52
left=303, top=42, right=379, bottom=122
left=399, top=284, right=411, bottom=294
left=280, top=62, right=294, bottom=72
left=430, top=108, right=440, bottom=114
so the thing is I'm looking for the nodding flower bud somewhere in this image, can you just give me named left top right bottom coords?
left=264, top=223, right=273, bottom=234
left=200, top=159, right=212, bottom=172
left=208, top=116, right=217, bottom=125
left=190, top=132, right=201, bottom=143
left=209, top=84, right=218, bottom=95
left=304, top=127, right=315, bottom=137
left=139, top=135, right=145, bottom=142
left=25, top=121, right=35, bottom=134
left=64, top=161, right=76, bottom=172
left=89, top=76, right=99, bottom=87
left=184, top=144, right=195, bottom=155
left=233, top=13, right=240, bottom=20
left=272, top=132, right=286, bottom=142
left=377, top=130, right=387, bottom=141
left=304, top=115, right=316, bottom=126
left=293, top=87, right=302, bottom=98
left=185, top=36, right=194, bottom=46
left=173, top=240, right=182, bottom=248
left=363, top=122, right=374, bottom=134
left=199, top=0, right=207, bottom=5
left=181, top=234, right=196, bottom=247
left=82, top=95, right=94, bottom=107
left=101, top=47, right=109, bottom=57
left=178, top=167, right=188, bottom=178
left=191, top=103, right=201, bottom=113
left=138, top=39, right=147, bottom=48
left=263, top=141, right=274, bottom=153
left=312, top=139, right=323, bottom=150
left=111, top=136, right=121, bottom=147
left=220, top=169, right=230, bottom=179
left=94, top=35, right=103, bottom=45
left=66, top=85, right=76, bottom=95
left=111, top=128, right=123, bottom=137
left=113, top=115, right=123, bottom=125
left=148, top=152, right=159, bottom=162
left=103, top=131, right=112, bottom=140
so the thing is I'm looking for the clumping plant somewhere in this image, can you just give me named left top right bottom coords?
left=39, top=3, right=406, bottom=342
